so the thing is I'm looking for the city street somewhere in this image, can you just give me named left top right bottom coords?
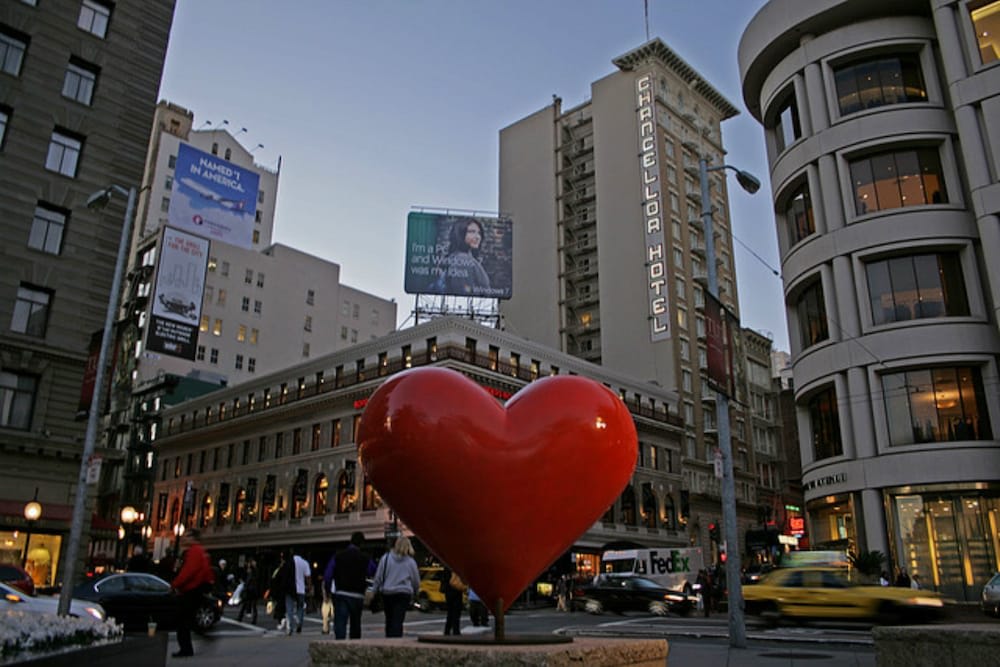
left=162, top=602, right=884, bottom=665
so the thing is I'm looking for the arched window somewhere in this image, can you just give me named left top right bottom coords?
left=234, top=487, right=246, bottom=524
left=620, top=485, right=637, bottom=526
left=336, top=470, right=354, bottom=513
left=169, top=497, right=180, bottom=531
left=641, top=483, right=657, bottom=529
left=664, top=495, right=677, bottom=530
left=362, top=476, right=381, bottom=511
left=602, top=502, right=615, bottom=524
left=200, top=495, right=213, bottom=528
left=314, top=474, right=328, bottom=516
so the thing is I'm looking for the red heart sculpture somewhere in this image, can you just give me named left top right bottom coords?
left=357, top=367, right=637, bottom=614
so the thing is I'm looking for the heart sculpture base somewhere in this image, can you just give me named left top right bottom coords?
left=418, top=635, right=573, bottom=646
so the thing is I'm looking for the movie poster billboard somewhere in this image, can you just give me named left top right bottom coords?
left=169, top=142, right=259, bottom=249
left=146, top=227, right=209, bottom=360
left=403, top=212, right=512, bottom=299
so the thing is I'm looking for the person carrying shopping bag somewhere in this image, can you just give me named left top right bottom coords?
left=370, top=535, right=420, bottom=637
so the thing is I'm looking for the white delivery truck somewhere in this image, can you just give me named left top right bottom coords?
left=601, top=547, right=705, bottom=594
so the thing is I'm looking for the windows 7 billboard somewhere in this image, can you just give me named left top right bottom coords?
left=403, top=212, right=513, bottom=299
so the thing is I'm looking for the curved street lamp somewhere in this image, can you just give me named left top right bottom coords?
left=698, top=156, right=761, bottom=649
left=21, top=489, right=42, bottom=568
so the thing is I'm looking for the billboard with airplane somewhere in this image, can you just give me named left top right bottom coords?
left=169, top=142, right=259, bottom=249
left=146, top=227, right=209, bottom=360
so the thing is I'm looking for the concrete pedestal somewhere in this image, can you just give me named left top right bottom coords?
left=309, top=636, right=668, bottom=666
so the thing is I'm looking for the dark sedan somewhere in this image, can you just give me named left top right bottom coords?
left=578, top=574, right=695, bottom=616
left=72, top=572, right=222, bottom=632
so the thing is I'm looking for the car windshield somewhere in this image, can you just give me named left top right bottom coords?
left=95, top=576, right=127, bottom=593
left=127, top=575, right=170, bottom=592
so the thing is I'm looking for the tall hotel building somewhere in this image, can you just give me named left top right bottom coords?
left=0, top=0, right=175, bottom=589
left=499, top=40, right=763, bottom=557
left=739, top=0, right=1000, bottom=601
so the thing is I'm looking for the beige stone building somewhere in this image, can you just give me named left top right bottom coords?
left=150, top=316, right=687, bottom=588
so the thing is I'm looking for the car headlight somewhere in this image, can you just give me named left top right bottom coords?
left=85, top=606, right=106, bottom=621
left=907, top=597, right=944, bottom=607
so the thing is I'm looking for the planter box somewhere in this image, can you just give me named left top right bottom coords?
left=9, top=633, right=166, bottom=667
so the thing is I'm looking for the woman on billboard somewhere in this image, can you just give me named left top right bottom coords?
left=433, top=218, right=491, bottom=296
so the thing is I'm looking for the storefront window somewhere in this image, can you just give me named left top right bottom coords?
left=0, top=532, right=62, bottom=588
left=891, top=489, right=1000, bottom=602
left=806, top=493, right=855, bottom=550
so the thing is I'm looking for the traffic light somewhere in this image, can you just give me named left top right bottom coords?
left=708, top=521, right=720, bottom=543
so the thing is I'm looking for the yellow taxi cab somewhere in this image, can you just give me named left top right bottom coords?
left=743, top=567, right=945, bottom=625
left=417, top=567, right=448, bottom=611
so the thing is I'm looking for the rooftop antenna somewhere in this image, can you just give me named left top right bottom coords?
left=196, top=120, right=212, bottom=130
left=644, top=0, right=650, bottom=42
left=250, top=143, right=264, bottom=153
left=232, top=127, right=248, bottom=138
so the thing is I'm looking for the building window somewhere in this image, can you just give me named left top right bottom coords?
left=350, top=329, right=357, bottom=343
left=293, top=428, right=302, bottom=455
left=45, top=130, right=83, bottom=177
left=235, top=354, right=243, bottom=370
left=306, top=289, right=315, bottom=305
left=311, top=423, right=321, bottom=451
left=216, top=289, right=226, bottom=306
left=773, top=89, right=801, bottom=153
left=834, top=53, right=927, bottom=116
left=160, top=197, right=169, bottom=213
left=352, top=303, right=360, bottom=319
left=253, top=300, right=262, bottom=315
left=212, top=319, right=222, bottom=336
left=62, top=58, right=99, bottom=105
left=340, top=326, right=348, bottom=340
left=785, top=182, right=814, bottom=246
left=12, top=284, right=51, bottom=337
left=0, top=108, right=9, bottom=148
left=302, top=342, right=310, bottom=357
left=220, top=261, right=229, bottom=277
left=211, top=142, right=218, bottom=156
left=237, top=324, right=246, bottom=342
left=165, top=175, right=172, bottom=190
left=250, top=328, right=258, bottom=345
left=224, top=147, right=231, bottom=160
left=0, top=371, right=35, bottom=429
left=807, top=386, right=842, bottom=461
left=28, top=204, right=67, bottom=255
left=256, top=272, right=264, bottom=288
left=331, top=419, right=341, bottom=447
left=866, top=252, right=969, bottom=325
left=248, top=357, right=256, bottom=373
left=241, top=296, right=249, bottom=312
left=275, top=433, right=283, bottom=458
left=207, top=257, right=217, bottom=272
left=796, top=279, right=829, bottom=348
left=196, top=345, right=205, bottom=361
left=77, top=0, right=111, bottom=38
left=972, top=2, right=1000, bottom=65
left=0, top=28, right=28, bottom=76
left=244, top=268, right=253, bottom=284
left=850, top=147, right=946, bottom=215
left=199, top=315, right=208, bottom=332
left=304, top=315, right=312, bottom=332
left=209, top=348, right=218, bottom=364
left=168, top=154, right=176, bottom=169
left=883, top=366, right=992, bottom=445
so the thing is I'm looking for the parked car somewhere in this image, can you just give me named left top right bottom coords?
left=72, top=572, right=222, bottom=632
left=981, top=572, right=1000, bottom=617
left=744, top=567, right=945, bottom=625
left=0, top=564, right=35, bottom=595
left=1, top=580, right=106, bottom=621
left=578, top=574, right=694, bottom=616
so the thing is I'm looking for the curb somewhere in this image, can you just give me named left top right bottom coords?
left=561, top=627, right=874, bottom=646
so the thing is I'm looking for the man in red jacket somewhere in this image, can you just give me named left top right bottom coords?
left=170, top=528, right=214, bottom=658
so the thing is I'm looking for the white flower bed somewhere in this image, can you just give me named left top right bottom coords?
left=0, top=610, right=123, bottom=662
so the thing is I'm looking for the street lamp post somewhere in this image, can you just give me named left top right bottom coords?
left=58, top=185, right=137, bottom=616
left=698, top=156, right=760, bottom=648
left=120, top=505, right=138, bottom=569
left=22, top=489, right=42, bottom=569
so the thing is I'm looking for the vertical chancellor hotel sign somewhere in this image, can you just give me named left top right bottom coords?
left=636, top=73, right=670, bottom=342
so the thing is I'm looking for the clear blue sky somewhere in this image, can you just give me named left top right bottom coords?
left=159, top=0, right=788, bottom=352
